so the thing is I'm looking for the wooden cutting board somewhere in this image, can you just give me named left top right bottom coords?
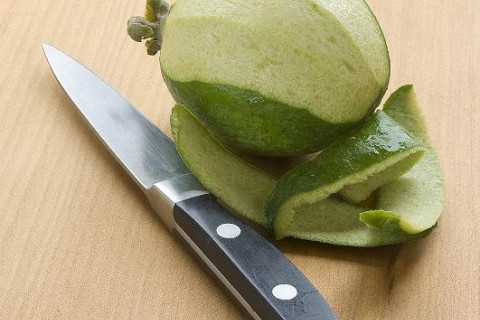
left=0, top=0, right=478, bottom=319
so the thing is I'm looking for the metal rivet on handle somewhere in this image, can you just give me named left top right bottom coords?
left=216, top=223, right=241, bottom=239
left=272, top=284, right=298, bottom=300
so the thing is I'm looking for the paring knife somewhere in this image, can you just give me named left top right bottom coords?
left=43, top=43, right=337, bottom=320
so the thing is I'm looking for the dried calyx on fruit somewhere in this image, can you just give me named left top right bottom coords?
left=127, top=0, right=169, bottom=55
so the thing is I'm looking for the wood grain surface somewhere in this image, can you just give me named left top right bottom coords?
left=0, top=0, right=478, bottom=319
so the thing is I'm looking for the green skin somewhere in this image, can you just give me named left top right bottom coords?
left=164, top=77, right=363, bottom=157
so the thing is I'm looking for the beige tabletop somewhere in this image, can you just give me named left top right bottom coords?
left=1, top=0, right=478, bottom=319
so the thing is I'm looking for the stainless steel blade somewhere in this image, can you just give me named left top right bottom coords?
left=43, top=43, right=190, bottom=190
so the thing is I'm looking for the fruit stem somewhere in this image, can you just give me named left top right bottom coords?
left=127, top=0, right=170, bottom=56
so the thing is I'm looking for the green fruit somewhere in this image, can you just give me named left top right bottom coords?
left=130, top=0, right=390, bottom=156
left=130, top=3, right=443, bottom=246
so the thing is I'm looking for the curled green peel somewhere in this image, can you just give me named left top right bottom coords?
left=364, top=85, right=444, bottom=234
left=266, top=86, right=443, bottom=242
left=265, top=111, right=427, bottom=241
left=170, top=85, right=443, bottom=247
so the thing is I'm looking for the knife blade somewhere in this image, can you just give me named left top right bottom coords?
left=43, top=43, right=338, bottom=320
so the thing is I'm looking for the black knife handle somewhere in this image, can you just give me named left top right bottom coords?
left=173, top=194, right=337, bottom=320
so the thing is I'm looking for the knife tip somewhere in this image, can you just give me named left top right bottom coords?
left=42, top=42, right=53, bottom=52
left=42, top=43, right=62, bottom=57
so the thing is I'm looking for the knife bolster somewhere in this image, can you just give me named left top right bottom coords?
left=146, top=173, right=209, bottom=230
